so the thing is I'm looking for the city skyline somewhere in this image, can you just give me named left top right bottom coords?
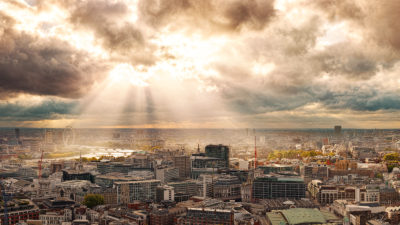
left=1, top=0, right=400, bottom=129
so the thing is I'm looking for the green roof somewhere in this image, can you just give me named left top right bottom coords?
left=281, top=208, right=326, bottom=225
left=266, top=212, right=287, bottom=225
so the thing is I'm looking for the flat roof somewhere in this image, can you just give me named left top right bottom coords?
left=114, top=179, right=161, bottom=184
left=281, top=208, right=326, bottom=225
left=277, top=177, right=304, bottom=182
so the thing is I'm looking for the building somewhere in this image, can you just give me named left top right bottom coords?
left=357, top=185, right=380, bottom=203
left=128, top=155, right=152, bottom=168
left=176, top=208, right=234, bottom=225
left=260, top=198, right=318, bottom=212
left=17, top=167, right=37, bottom=179
left=149, top=207, right=185, bottom=225
left=308, top=180, right=355, bottom=205
left=56, top=180, right=98, bottom=203
left=0, top=199, right=39, bottom=225
left=115, top=180, right=161, bottom=204
left=351, top=147, right=378, bottom=160
left=167, top=180, right=198, bottom=197
left=62, top=170, right=94, bottom=183
left=205, top=145, right=229, bottom=168
left=50, top=162, right=64, bottom=174
left=42, top=198, right=77, bottom=210
left=95, top=173, right=144, bottom=188
left=155, top=166, right=179, bottom=183
left=173, top=155, right=191, bottom=178
left=40, top=211, right=69, bottom=225
left=379, top=187, right=399, bottom=205
left=213, top=175, right=241, bottom=201
left=101, top=188, right=118, bottom=205
left=266, top=208, right=341, bottom=225
left=259, top=165, right=295, bottom=174
left=334, top=125, right=342, bottom=135
left=190, top=156, right=225, bottom=179
left=97, top=162, right=151, bottom=175
left=300, top=164, right=329, bottom=183
left=156, top=185, right=175, bottom=202
left=335, top=160, right=358, bottom=171
left=253, top=175, right=305, bottom=200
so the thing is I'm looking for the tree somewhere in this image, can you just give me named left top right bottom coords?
left=82, top=194, right=104, bottom=208
left=383, top=153, right=399, bottom=161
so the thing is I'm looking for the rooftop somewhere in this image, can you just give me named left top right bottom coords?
left=266, top=212, right=287, bottom=225
left=282, top=208, right=326, bottom=225
left=114, top=179, right=161, bottom=184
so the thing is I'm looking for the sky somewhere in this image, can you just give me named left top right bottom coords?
left=1, top=0, right=400, bottom=129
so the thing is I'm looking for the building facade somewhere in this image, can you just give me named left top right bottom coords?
left=253, top=176, right=305, bottom=200
left=115, top=180, right=161, bottom=204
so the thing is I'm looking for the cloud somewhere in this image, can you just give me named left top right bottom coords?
left=2, top=0, right=400, bottom=128
left=138, top=0, right=276, bottom=33
left=0, top=12, right=107, bottom=99
left=66, top=0, right=156, bottom=65
left=314, top=0, right=400, bottom=53
left=201, top=14, right=400, bottom=115
left=0, top=99, right=79, bottom=121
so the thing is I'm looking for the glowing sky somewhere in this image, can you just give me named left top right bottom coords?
left=1, top=0, right=400, bottom=128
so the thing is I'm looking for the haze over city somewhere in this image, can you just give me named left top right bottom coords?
left=4, top=1, right=400, bottom=225
left=1, top=0, right=400, bottom=129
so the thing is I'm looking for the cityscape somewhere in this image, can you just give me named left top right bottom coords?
left=2, top=127, right=400, bottom=225
left=2, top=0, right=400, bottom=225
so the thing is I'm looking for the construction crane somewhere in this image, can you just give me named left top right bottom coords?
left=0, top=180, right=12, bottom=225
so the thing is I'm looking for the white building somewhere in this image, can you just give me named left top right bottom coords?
left=40, top=209, right=72, bottom=225
left=156, top=185, right=175, bottom=202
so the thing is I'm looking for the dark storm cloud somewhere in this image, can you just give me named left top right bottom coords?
left=310, top=43, right=387, bottom=80
left=206, top=21, right=400, bottom=114
left=314, top=0, right=400, bottom=52
left=314, top=89, right=400, bottom=111
left=0, top=12, right=106, bottom=99
left=0, top=100, right=79, bottom=121
left=138, top=0, right=276, bottom=33
left=64, top=0, right=155, bottom=65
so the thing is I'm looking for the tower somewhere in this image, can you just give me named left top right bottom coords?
left=254, top=136, right=257, bottom=169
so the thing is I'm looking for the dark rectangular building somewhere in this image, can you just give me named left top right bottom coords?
left=205, top=145, right=229, bottom=168
left=253, top=176, right=305, bottom=200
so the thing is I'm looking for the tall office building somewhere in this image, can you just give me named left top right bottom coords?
left=173, top=155, right=191, bottom=178
left=334, top=125, right=342, bottom=135
left=14, top=128, right=21, bottom=145
left=205, top=145, right=229, bottom=168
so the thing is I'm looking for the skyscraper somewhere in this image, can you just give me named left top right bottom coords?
left=334, top=125, right=342, bottom=135
left=205, top=144, right=229, bottom=168
left=173, top=155, right=191, bottom=178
